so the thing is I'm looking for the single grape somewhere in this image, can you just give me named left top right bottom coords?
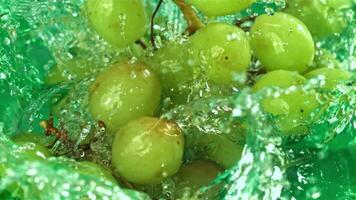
left=0, top=163, right=5, bottom=177
left=189, top=23, right=251, bottom=85
left=250, top=12, right=314, bottom=74
left=285, top=0, right=352, bottom=39
left=75, top=161, right=117, bottom=183
left=147, top=42, right=193, bottom=106
left=174, top=160, right=222, bottom=196
left=14, top=142, right=52, bottom=160
left=74, top=162, right=152, bottom=200
left=326, top=0, right=353, bottom=8
left=85, top=0, right=147, bottom=48
left=121, top=189, right=152, bottom=200
left=253, top=70, right=319, bottom=135
left=310, top=49, right=342, bottom=71
left=188, top=0, right=255, bottom=17
left=12, top=134, right=52, bottom=160
left=89, top=61, right=161, bottom=133
left=12, top=133, right=51, bottom=147
left=304, top=68, right=352, bottom=91
left=0, top=135, right=52, bottom=199
left=45, top=58, right=95, bottom=85
left=112, top=117, right=184, bottom=184
left=197, top=134, right=244, bottom=169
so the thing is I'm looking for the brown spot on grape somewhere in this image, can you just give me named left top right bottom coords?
left=91, top=82, right=100, bottom=92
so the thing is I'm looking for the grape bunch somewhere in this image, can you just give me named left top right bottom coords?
left=5, top=0, right=353, bottom=199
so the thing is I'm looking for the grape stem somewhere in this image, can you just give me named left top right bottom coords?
left=40, top=116, right=68, bottom=145
left=246, top=67, right=267, bottom=86
left=151, top=0, right=164, bottom=49
left=112, top=173, right=136, bottom=190
left=135, top=39, right=148, bottom=49
left=173, top=0, right=203, bottom=35
left=40, top=119, right=109, bottom=160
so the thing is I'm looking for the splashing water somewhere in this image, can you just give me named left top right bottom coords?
left=0, top=0, right=355, bottom=199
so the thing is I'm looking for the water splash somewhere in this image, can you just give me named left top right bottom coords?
left=0, top=0, right=355, bottom=199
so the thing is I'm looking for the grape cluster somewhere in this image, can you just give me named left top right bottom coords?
left=6, top=0, right=353, bottom=199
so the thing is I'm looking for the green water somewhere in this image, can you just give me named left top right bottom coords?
left=0, top=0, right=355, bottom=199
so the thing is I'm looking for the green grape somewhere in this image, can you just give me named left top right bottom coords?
left=188, top=0, right=255, bottom=17
left=75, top=161, right=117, bottom=183
left=13, top=141, right=52, bottom=160
left=0, top=135, right=52, bottom=199
left=189, top=23, right=251, bottom=85
left=74, top=162, right=151, bottom=200
left=285, top=0, right=352, bottom=39
left=121, top=189, right=151, bottom=200
left=250, top=12, right=314, bottom=74
left=253, top=70, right=319, bottom=135
left=304, top=68, right=352, bottom=91
left=174, top=160, right=222, bottom=196
left=85, top=0, right=147, bottom=48
left=12, top=133, right=51, bottom=147
left=310, top=49, right=342, bottom=70
left=112, top=117, right=184, bottom=184
left=45, top=58, right=96, bottom=85
left=0, top=163, right=5, bottom=177
left=12, top=134, right=52, bottom=160
left=148, top=42, right=193, bottom=105
left=326, top=0, right=353, bottom=8
left=197, top=134, right=244, bottom=169
left=89, top=61, right=161, bottom=133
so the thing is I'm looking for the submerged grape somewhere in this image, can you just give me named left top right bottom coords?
left=253, top=70, right=319, bottom=135
left=174, top=160, right=222, bottom=198
left=75, top=161, right=117, bottom=183
left=45, top=58, right=96, bottom=85
left=148, top=42, right=193, bottom=106
left=197, top=134, right=244, bottom=169
left=285, top=0, right=352, bottom=39
left=304, top=68, right=352, bottom=91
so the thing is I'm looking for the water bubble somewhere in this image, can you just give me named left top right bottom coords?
left=3, top=37, right=11, bottom=45
left=0, top=72, right=7, bottom=79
